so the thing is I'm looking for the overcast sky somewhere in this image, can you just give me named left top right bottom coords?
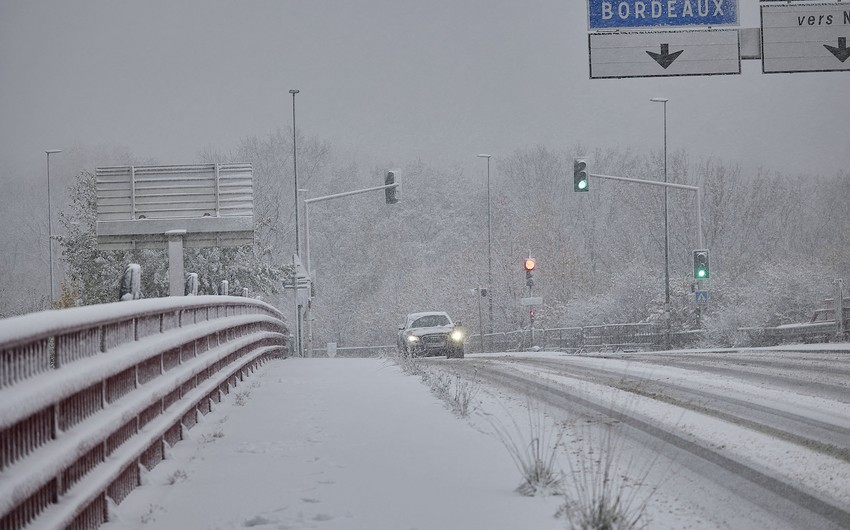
left=1, top=0, right=848, bottom=187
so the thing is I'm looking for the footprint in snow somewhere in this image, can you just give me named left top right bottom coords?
left=243, top=514, right=274, bottom=527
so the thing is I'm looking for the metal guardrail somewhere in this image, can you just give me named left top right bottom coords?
left=0, top=296, right=287, bottom=530
left=739, top=321, right=840, bottom=348
left=470, top=324, right=674, bottom=353
left=469, top=320, right=847, bottom=353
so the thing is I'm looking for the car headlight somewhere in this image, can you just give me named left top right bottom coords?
left=450, top=329, right=464, bottom=342
left=406, top=335, right=420, bottom=343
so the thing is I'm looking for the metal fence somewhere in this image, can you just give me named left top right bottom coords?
left=472, top=324, right=675, bottom=353
left=0, top=296, right=287, bottom=530
left=305, top=321, right=847, bottom=358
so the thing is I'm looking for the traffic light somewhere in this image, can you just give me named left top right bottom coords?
left=693, top=249, right=710, bottom=279
left=385, top=171, right=400, bottom=204
left=524, top=257, right=536, bottom=287
left=573, top=158, right=589, bottom=192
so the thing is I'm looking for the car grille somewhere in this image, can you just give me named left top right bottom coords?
left=421, top=333, right=447, bottom=348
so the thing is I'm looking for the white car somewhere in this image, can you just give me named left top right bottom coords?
left=397, top=311, right=465, bottom=358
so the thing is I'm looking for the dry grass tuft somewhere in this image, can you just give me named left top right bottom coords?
left=490, top=400, right=564, bottom=496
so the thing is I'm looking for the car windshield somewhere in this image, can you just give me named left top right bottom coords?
left=410, top=314, right=450, bottom=328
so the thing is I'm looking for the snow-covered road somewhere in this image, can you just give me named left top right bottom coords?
left=101, top=347, right=850, bottom=529
left=432, top=347, right=850, bottom=529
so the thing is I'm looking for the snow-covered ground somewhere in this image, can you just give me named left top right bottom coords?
left=100, top=349, right=850, bottom=530
left=101, top=358, right=565, bottom=530
left=496, top=353, right=850, bottom=508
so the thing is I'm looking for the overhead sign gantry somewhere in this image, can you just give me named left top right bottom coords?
left=588, top=0, right=740, bottom=29
left=585, top=1, right=850, bottom=78
left=587, top=0, right=741, bottom=78
left=761, top=2, right=850, bottom=74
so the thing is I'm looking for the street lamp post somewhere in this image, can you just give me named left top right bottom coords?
left=477, top=154, right=493, bottom=349
left=651, top=97, right=670, bottom=348
left=290, top=89, right=301, bottom=255
left=289, top=89, right=302, bottom=355
left=45, top=149, right=62, bottom=304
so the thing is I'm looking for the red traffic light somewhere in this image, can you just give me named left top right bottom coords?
left=523, top=258, right=536, bottom=271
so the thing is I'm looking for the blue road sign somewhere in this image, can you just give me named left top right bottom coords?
left=588, top=0, right=739, bottom=30
left=695, top=290, right=710, bottom=305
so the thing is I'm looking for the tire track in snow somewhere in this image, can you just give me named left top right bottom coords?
left=505, top=356, right=850, bottom=463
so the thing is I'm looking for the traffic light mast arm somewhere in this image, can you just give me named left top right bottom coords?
left=303, top=180, right=400, bottom=278
left=588, top=172, right=704, bottom=249
left=303, top=183, right=399, bottom=205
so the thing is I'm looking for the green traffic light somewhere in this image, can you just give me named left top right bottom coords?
left=693, top=249, right=710, bottom=279
left=574, top=158, right=589, bottom=192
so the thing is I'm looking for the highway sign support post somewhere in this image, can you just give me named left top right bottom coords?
left=166, top=230, right=187, bottom=297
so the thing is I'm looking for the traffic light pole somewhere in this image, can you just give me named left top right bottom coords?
left=589, top=171, right=706, bottom=339
left=588, top=172, right=704, bottom=249
left=476, top=286, right=485, bottom=353
left=301, top=180, right=401, bottom=356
